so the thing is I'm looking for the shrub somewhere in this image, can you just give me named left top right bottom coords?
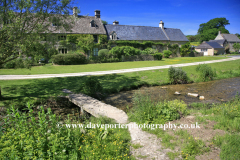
left=163, top=50, right=172, bottom=58
left=196, top=64, right=216, bottom=81
left=3, top=58, right=33, bottom=69
left=77, top=76, right=104, bottom=99
left=168, top=67, right=189, bottom=84
left=153, top=53, right=163, bottom=60
left=180, top=42, right=191, bottom=57
left=98, top=49, right=111, bottom=62
left=141, top=48, right=158, bottom=55
left=129, top=94, right=188, bottom=124
left=109, top=46, right=141, bottom=59
left=52, top=53, right=88, bottom=65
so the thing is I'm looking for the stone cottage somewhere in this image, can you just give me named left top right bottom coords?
left=195, top=41, right=225, bottom=56
left=211, top=31, right=240, bottom=52
left=104, top=20, right=189, bottom=52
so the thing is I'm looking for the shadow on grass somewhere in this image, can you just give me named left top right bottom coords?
left=2, top=74, right=147, bottom=105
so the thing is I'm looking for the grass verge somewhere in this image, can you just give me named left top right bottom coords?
left=0, top=56, right=228, bottom=75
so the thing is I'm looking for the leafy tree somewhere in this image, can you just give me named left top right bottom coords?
left=102, top=20, right=108, bottom=25
left=233, top=43, right=240, bottom=52
left=0, top=0, right=74, bottom=99
left=197, top=18, right=230, bottom=42
left=0, top=0, right=74, bottom=67
left=235, top=33, right=240, bottom=39
left=180, top=42, right=191, bottom=57
left=186, top=35, right=196, bottom=42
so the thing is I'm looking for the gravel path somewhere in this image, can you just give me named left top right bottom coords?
left=1, top=57, right=239, bottom=80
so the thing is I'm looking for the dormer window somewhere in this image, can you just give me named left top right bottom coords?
left=90, top=20, right=96, bottom=27
left=110, top=31, right=117, bottom=40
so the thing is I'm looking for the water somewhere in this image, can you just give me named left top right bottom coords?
left=103, top=77, right=240, bottom=111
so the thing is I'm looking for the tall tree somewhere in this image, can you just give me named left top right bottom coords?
left=0, top=0, right=75, bottom=67
left=0, top=0, right=75, bottom=99
left=197, top=18, right=230, bottom=42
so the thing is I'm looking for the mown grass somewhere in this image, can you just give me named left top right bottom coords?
left=128, top=93, right=240, bottom=160
left=1, top=59, right=240, bottom=108
left=0, top=56, right=228, bottom=75
left=0, top=103, right=134, bottom=159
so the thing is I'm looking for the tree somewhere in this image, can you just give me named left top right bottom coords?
left=0, top=0, right=74, bottom=99
left=0, top=0, right=75, bottom=67
left=236, top=33, right=240, bottom=39
left=180, top=42, right=191, bottom=57
left=197, top=18, right=230, bottom=42
left=101, top=20, right=108, bottom=25
left=233, top=43, right=240, bottom=52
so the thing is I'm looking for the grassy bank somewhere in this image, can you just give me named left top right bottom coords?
left=1, top=59, right=240, bottom=108
left=0, top=57, right=228, bottom=75
left=128, top=93, right=240, bottom=160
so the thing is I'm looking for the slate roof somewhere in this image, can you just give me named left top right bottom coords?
left=209, top=39, right=225, bottom=46
left=48, top=16, right=106, bottom=35
left=196, top=42, right=224, bottom=49
left=221, top=34, right=240, bottom=42
left=164, top=28, right=189, bottom=41
left=104, top=25, right=188, bottom=41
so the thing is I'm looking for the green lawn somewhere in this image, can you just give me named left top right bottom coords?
left=1, top=59, right=240, bottom=108
left=0, top=56, right=228, bottom=75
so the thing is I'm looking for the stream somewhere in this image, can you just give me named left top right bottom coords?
left=103, top=77, right=240, bottom=111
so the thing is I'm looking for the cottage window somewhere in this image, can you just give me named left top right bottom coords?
left=93, top=48, right=98, bottom=56
left=58, top=48, right=67, bottom=54
left=58, top=35, right=66, bottom=41
left=201, top=49, right=207, bottom=52
left=93, top=35, right=98, bottom=43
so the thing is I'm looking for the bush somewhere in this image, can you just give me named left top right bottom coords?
left=168, top=67, right=189, bottom=84
left=129, top=94, right=188, bottom=124
left=3, top=58, right=33, bottom=69
left=141, top=48, right=158, bottom=55
left=196, top=64, right=216, bottom=81
left=77, top=76, right=104, bottom=99
left=163, top=50, right=172, bottom=58
left=52, top=53, right=88, bottom=65
left=109, top=46, right=141, bottom=59
left=153, top=53, right=163, bottom=60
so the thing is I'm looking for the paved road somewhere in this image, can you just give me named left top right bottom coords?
left=0, top=57, right=240, bottom=80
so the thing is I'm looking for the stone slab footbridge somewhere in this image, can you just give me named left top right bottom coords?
left=63, top=89, right=171, bottom=159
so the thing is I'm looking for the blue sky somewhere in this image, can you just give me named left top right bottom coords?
left=73, top=0, right=240, bottom=35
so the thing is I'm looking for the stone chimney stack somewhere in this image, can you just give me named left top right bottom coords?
left=113, top=21, right=119, bottom=25
left=159, top=20, right=164, bottom=29
left=73, top=7, right=78, bottom=17
left=95, top=10, right=100, bottom=18
left=218, top=31, right=221, bottom=35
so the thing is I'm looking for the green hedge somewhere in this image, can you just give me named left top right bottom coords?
left=52, top=54, right=88, bottom=65
left=153, top=53, right=163, bottom=60
left=109, top=41, right=165, bottom=49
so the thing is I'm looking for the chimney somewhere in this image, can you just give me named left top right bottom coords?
left=73, top=7, right=78, bottom=17
left=159, top=20, right=164, bottom=29
left=113, top=20, right=119, bottom=25
left=95, top=10, right=100, bottom=18
left=218, top=30, right=221, bottom=35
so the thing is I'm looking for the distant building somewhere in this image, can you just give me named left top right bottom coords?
left=211, top=31, right=240, bottom=52
left=195, top=41, right=225, bottom=56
